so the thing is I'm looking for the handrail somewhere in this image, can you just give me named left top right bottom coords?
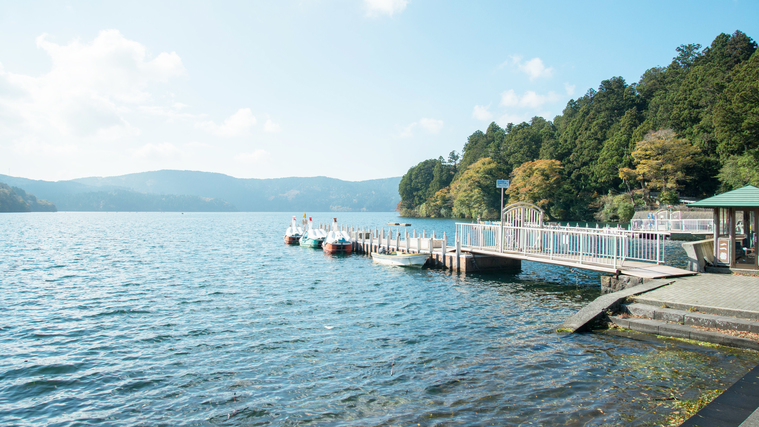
left=456, top=222, right=668, bottom=266
left=630, top=218, right=713, bottom=233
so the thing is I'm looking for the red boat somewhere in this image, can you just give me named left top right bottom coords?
left=283, top=216, right=303, bottom=245
left=323, top=218, right=352, bottom=254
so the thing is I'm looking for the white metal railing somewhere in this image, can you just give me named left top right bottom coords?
left=630, top=218, right=713, bottom=233
left=456, top=222, right=668, bottom=267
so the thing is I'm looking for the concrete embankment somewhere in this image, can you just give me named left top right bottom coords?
left=560, top=274, right=759, bottom=347
left=562, top=273, right=759, bottom=425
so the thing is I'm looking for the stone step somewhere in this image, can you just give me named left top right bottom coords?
left=609, top=316, right=759, bottom=351
left=633, top=295, right=759, bottom=321
left=622, top=303, right=759, bottom=334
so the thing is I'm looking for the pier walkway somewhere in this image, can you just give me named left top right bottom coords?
left=327, top=202, right=694, bottom=278
left=454, top=202, right=695, bottom=278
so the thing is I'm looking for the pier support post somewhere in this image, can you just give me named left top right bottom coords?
left=442, top=232, right=447, bottom=268
left=456, top=239, right=461, bottom=272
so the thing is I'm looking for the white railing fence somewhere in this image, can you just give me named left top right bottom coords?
left=630, top=218, right=713, bottom=233
left=456, top=222, right=668, bottom=267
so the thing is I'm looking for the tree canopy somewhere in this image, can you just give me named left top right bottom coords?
left=398, top=30, right=758, bottom=221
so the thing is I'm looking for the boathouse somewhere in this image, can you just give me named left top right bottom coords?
left=688, top=185, right=759, bottom=271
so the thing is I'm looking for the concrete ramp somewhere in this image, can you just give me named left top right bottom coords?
left=557, top=279, right=674, bottom=333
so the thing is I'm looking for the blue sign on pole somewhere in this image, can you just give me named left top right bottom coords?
left=496, top=179, right=510, bottom=189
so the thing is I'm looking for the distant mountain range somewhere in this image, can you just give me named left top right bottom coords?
left=0, top=170, right=401, bottom=212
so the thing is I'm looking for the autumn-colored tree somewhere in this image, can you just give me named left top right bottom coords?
left=618, top=129, right=700, bottom=201
left=449, top=157, right=507, bottom=219
left=418, top=187, right=453, bottom=218
left=506, top=159, right=564, bottom=214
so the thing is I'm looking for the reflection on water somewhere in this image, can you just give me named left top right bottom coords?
left=0, top=212, right=755, bottom=426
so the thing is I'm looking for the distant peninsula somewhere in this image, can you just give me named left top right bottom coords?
left=0, top=171, right=401, bottom=212
left=0, top=183, right=57, bottom=212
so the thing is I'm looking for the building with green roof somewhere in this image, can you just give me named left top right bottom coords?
left=689, top=185, right=759, bottom=270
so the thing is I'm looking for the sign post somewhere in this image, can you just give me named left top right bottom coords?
left=496, top=180, right=509, bottom=252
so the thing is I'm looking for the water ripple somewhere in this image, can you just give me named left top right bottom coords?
left=0, top=212, right=756, bottom=426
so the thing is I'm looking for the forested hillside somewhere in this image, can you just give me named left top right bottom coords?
left=0, top=183, right=57, bottom=212
left=399, top=31, right=759, bottom=221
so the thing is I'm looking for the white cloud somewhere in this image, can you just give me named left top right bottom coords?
left=185, top=140, right=214, bottom=150
left=235, top=149, right=269, bottom=163
left=472, top=104, right=493, bottom=121
left=500, top=89, right=519, bottom=107
left=564, top=83, right=576, bottom=96
left=364, top=0, right=407, bottom=17
left=519, top=57, right=553, bottom=81
left=264, top=118, right=281, bottom=133
left=399, top=122, right=416, bottom=138
left=196, top=108, right=257, bottom=137
left=503, top=55, right=553, bottom=81
left=139, top=104, right=202, bottom=121
left=398, top=117, right=443, bottom=137
left=519, top=90, right=555, bottom=108
left=500, top=89, right=561, bottom=109
left=0, top=30, right=186, bottom=141
left=134, top=142, right=182, bottom=160
left=419, top=118, right=443, bottom=133
left=497, top=112, right=530, bottom=126
left=13, top=138, right=78, bottom=156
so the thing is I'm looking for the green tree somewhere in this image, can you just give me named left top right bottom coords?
left=449, top=158, right=507, bottom=219
left=714, top=50, right=759, bottom=157
left=594, top=192, right=637, bottom=223
left=594, top=107, right=643, bottom=187
left=718, top=153, right=759, bottom=190
left=428, top=160, right=454, bottom=198
left=498, top=117, right=549, bottom=172
left=455, top=123, right=506, bottom=180
left=398, top=158, right=439, bottom=210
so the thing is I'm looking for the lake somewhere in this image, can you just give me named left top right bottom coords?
left=1, top=212, right=757, bottom=426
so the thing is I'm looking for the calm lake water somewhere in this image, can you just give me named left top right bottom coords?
left=1, top=212, right=757, bottom=426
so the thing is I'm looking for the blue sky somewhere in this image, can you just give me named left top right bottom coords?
left=1, top=0, right=757, bottom=182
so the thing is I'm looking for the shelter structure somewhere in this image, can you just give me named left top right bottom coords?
left=689, top=185, right=759, bottom=270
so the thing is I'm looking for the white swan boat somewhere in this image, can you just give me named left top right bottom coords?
left=300, top=216, right=326, bottom=248
left=283, top=215, right=303, bottom=245
left=323, top=218, right=352, bottom=254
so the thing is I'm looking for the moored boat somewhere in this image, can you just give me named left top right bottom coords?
left=371, top=251, right=428, bottom=267
left=300, top=216, right=326, bottom=248
left=284, top=215, right=303, bottom=244
left=323, top=218, right=352, bottom=254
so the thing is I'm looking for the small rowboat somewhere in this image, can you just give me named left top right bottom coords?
left=371, top=252, right=428, bottom=268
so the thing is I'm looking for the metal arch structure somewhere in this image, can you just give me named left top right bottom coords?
left=499, top=202, right=544, bottom=253
left=501, top=202, right=544, bottom=227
